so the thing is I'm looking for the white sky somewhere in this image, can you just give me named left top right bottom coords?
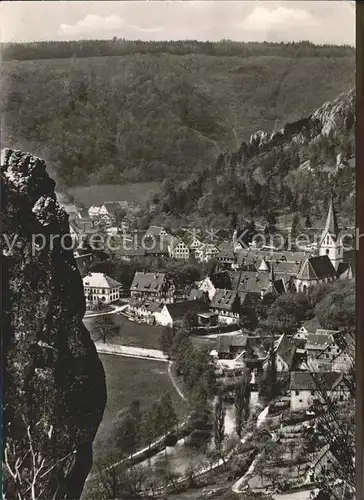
left=0, top=1, right=355, bottom=46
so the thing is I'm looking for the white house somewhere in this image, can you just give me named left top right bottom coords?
left=198, top=276, right=217, bottom=301
left=168, top=236, right=190, bottom=260
left=295, top=317, right=322, bottom=340
left=187, top=233, right=204, bottom=252
left=128, top=298, right=162, bottom=323
left=83, top=272, right=122, bottom=304
left=88, top=206, right=102, bottom=218
left=289, top=371, right=349, bottom=412
left=194, top=242, right=220, bottom=263
left=154, top=300, right=207, bottom=327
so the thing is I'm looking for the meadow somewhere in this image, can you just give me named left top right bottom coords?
left=84, top=313, right=165, bottom=350
left=93, top=354, right=186, bottom=463
left=68, top=181, right=160, bottom=207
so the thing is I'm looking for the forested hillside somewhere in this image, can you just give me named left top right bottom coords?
left=2, top=40, right=354, bottom=190
left=153, top=89, right=355, bottom=228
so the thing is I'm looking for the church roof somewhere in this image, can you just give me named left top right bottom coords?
left=297, top=255, right=336, bottom=281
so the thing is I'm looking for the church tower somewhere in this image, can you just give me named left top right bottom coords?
left=319, top=192, right=343, bottom=270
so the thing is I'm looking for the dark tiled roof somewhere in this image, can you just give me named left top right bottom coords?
left=129, top=298, right=162, bottom=313
left=234, top=271, right=271, bottom=295
left=130, top=272, right=168, bottom=292
left=236, top=249, right=307, bottom=266
left=217, top=334, right=248, bottom=353
left=297, top=255, right=336, bottom=280
left=290, top=371, right=343, bottom=391
left=209, top=271, right=232, bottom=289
left=164, top=300, right=208, bottom=320
left=274, top=261, right=302, bottom=276
left=217, top=241, right=236, bottom=259
left=210, top=289, right=248, bottom=311
left=275, top=334, right=296, bottom=368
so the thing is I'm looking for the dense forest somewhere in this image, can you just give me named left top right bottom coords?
left=1, top=39, right=355, bottom=62
left=1, top=40, right=355, bottom=226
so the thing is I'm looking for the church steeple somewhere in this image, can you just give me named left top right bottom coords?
left=319, top=190, right=343, bottom=271
left=324, top=190, right=340, bottom=238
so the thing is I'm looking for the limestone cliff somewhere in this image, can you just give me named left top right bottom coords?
left=1, top=149, right=107, bottom=499
left=154, top=88, right=355, bottom=224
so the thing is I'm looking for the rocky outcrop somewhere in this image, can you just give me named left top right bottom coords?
left=239, top=89, right=354, bottom=160
left=1, top=149, right=106, bottom=499
left=312, top=88, right=355, bottom=138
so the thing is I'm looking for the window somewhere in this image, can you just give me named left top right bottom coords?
left=295, top=390, right=299, bottom=396
left=326, top=249, right=330, bottom=255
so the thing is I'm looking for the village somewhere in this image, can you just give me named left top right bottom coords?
left=59, top=192, right=356, bottom=498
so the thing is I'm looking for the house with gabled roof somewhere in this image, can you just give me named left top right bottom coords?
left=232, top=269, right=286, bottom=299
left=197, top=271, right=231, bottom=300
left=263, top=333, right=297, bottom=372
left=290, top=371, right=349, bottom=411
left=168, top=235, right=190, bottom=260
left=185, top=231, right=204, bottom=251
left=295, top=317, right=323, bottom=340
left=145, top=225, right=170, bottom=238
left=130, top=271, right=175, bottom=303
left=305, top=330, right=341, bottom=372
left=210, top=289, right=251, bottom=324
left=154, top=299, right=209, bottom=327
left=216, top=334, right=248, bottom=359
left=129, top=298, right=163, bottom=323
left=216, top=241, right=237, bottom=270
left=83, top=272, right=122, bottom=304
left=295, top=255, right=337, bottom=293
left=194, top=243, right=220, bottom=263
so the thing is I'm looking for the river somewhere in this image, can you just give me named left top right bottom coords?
left=139, top=405, right=236, bottom=478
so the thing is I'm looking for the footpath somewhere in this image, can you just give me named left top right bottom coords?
left=84, top=303, right=129, bottom=318
left=94, top=342, right=168, bottom=362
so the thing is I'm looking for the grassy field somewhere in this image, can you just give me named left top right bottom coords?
left=94, top=354, right=186, bottom=464
left=84, top=313, right=164, bottom=350
left=68, top=182, right=160, bottom=208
